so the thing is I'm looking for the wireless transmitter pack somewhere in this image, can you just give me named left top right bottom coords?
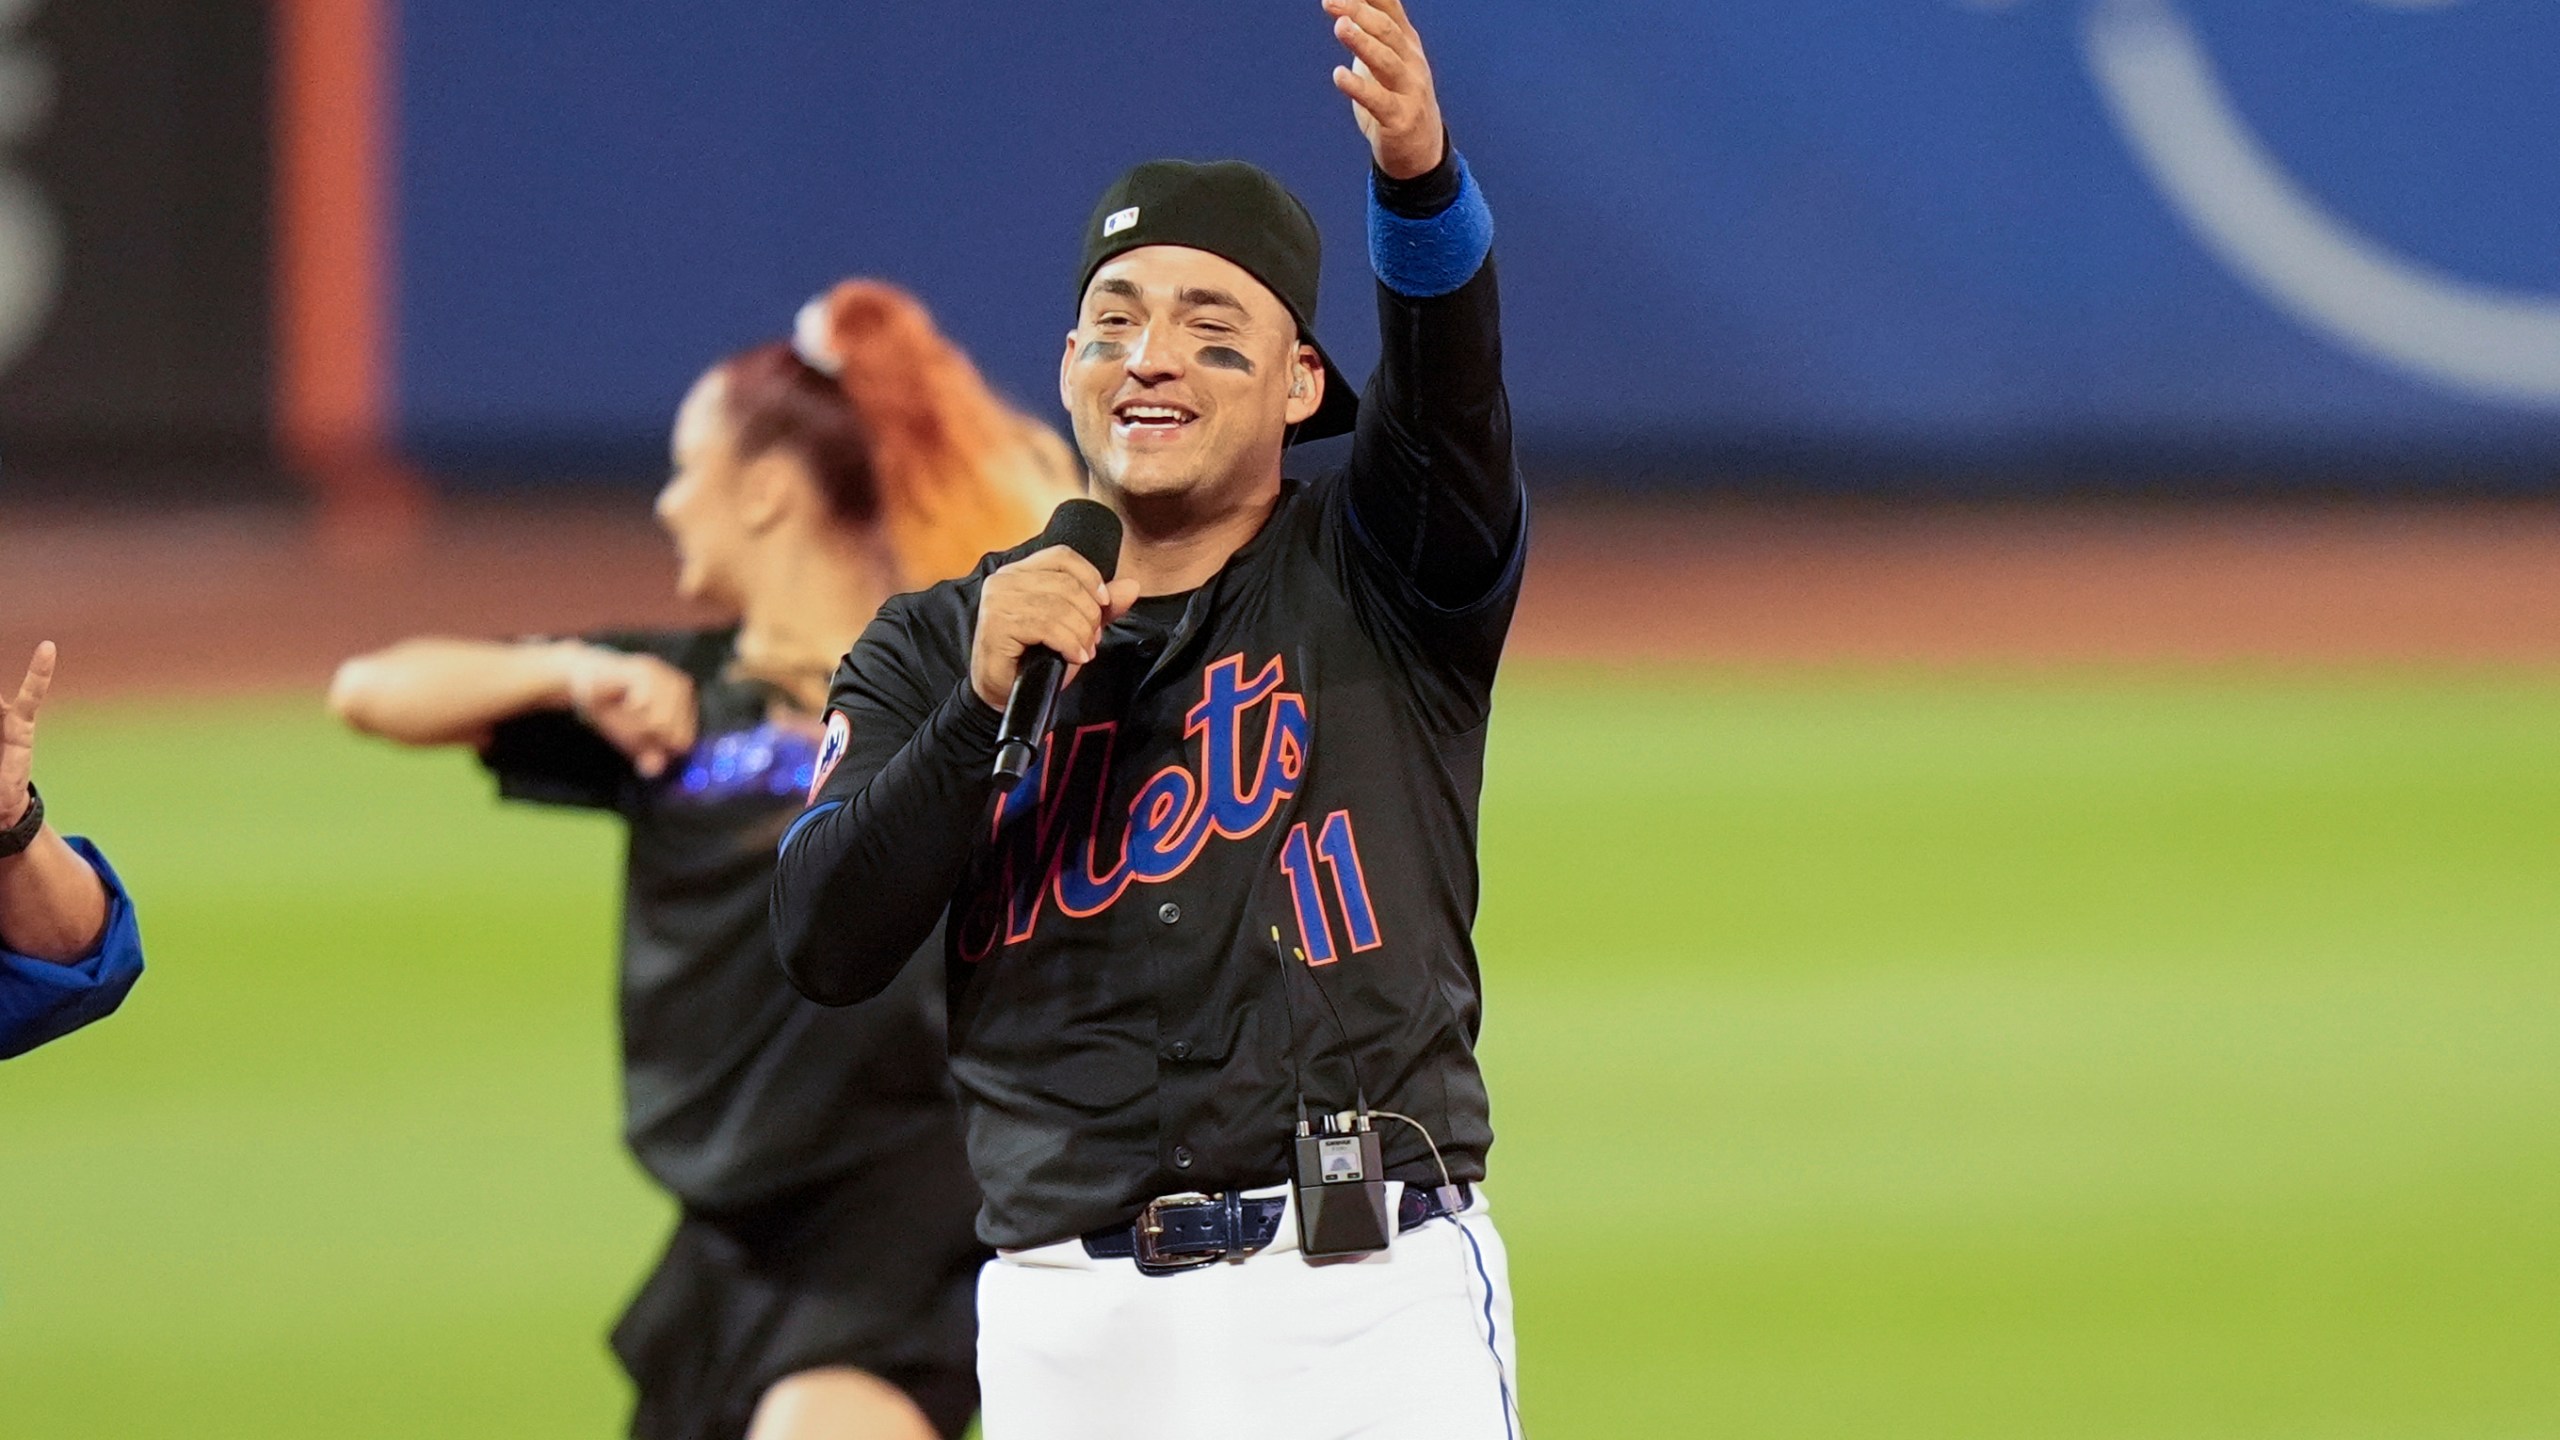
left=1292, top=1110, right=1392, bottom=1259
left=1268, top=925, right=1396, bottom=1260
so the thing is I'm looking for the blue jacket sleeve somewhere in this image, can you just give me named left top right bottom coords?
left=0, top=837, right=146, bottom=1059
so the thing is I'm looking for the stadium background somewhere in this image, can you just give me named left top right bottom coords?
left=4, top=0, right=2558, bottom=1435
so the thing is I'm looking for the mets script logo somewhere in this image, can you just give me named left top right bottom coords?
left=955, top=654, right=1309, bottom=961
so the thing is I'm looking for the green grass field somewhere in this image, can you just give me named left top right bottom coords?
left=3, top=667, right=2557, bottom=1437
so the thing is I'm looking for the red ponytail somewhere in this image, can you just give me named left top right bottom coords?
left=719, top=280, right=1078, bottom=589
left=719, top=342, right=879, bottom=522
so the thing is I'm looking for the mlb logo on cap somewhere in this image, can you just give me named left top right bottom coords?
left=1102, top=206, right=1140, bottom=237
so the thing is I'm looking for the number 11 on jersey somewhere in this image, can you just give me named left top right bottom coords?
left=1279, top=809, right=1382, bottom=966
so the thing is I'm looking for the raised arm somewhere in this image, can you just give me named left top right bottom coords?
left=330, top=637, right=697, bottom=778
left=0, top=643, right=108, bottom=962
left=1327, top=0, right=1520, bottom=612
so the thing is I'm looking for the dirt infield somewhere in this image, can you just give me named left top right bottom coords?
left=8, top=494, right=2560, bottom=700
left=1515, top=496, right=2560, bottom=667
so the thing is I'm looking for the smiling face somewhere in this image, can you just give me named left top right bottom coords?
left=1059, top=245, right=1325, bottom=513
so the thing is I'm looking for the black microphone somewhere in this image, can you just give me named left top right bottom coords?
left=993, top=498, right=1123, bottom=789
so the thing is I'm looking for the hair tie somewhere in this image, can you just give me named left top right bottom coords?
left=791, top=294, right=844, bottom=377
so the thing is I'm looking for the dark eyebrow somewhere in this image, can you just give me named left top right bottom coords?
left=1092, top=278, right=1142, bottom=303
left=1178, top=286, right=1248, bottom=314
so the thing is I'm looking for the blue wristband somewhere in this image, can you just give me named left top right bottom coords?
left=1369, top=153, right=1493, bottom=299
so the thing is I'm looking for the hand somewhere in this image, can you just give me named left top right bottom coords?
left=971, top=546, right=1141, bottom=710
left=1325, top=0, right=1445, bottom=181
left=563, top=646, right=698, bottom=779
left=1, top=641, right=54, bottom=829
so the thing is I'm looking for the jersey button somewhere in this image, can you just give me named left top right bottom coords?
left=1172, top=1146, right=1195, bottom=1169
left=1157, top=902, right=1182, bottom=925
left=1167, top=1040, right=1193, bottom=1060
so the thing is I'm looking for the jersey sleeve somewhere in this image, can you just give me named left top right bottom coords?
left=481, top=711, right=636, bottom=811
left=477, top=628, right=712, bottom=813
left=1331, top=148, right=1528, bottom=734
left=0, top=838, right=146, bottom=1060
left=771, top=597, right=999, bottom=1007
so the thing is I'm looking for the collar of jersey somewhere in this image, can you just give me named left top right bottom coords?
left=1117, top=476, right=1312, bottom=689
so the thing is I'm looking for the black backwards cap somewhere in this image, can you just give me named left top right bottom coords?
left=1078, top=159, right=1358, bottom=443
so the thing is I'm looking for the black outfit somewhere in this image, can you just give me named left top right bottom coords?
left=773, top=151, right=1524, bottom=1252
left=484, top=627, right=986, bottom=1440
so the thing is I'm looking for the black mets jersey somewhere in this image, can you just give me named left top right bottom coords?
left=483, top=626, right=980, bottom=1222
left=774, top=155, right=1522, bottom=1250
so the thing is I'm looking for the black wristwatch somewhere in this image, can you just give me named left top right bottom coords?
left=0, top=782, right=43, bottom=858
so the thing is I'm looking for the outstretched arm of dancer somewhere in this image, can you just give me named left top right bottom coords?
left=330, top=637, right=698, bottom=778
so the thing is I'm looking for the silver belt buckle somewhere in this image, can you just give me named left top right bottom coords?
left=1132, top=1191, right=1222, bottom=1273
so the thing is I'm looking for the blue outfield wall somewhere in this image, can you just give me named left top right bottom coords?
left=397, top=0, right=2560, bottom=492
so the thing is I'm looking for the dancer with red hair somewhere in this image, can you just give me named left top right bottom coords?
left=331, top=281, right=1076, bottom=1440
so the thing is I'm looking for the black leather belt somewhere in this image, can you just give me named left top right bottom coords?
left=1082, top=1183, right=1471, bottom=1274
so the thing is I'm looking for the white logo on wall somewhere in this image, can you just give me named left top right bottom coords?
left=1979, top=0, right=2560, bottom=409
left=0, top=0, right=56, bottom=382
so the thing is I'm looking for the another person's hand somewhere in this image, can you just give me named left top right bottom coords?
left=564, top=646, right=698, bottom=779
left=1324, top=0, right=1445, bottom=181
left=1, top=641, right=55, bottom=829
left=971, top=547, right=1140, bottom=710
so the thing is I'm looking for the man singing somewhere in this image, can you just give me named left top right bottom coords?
left=775, top=3, right=1523, bottom=1434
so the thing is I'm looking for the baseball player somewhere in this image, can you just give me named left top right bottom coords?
left=332, top=282, right=1077, bottom=1440
left=771, top=3, right=1524, bottom=1435
left=0, top=642, right=146, bottom=1059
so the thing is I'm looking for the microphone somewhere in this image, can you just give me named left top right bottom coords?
left=993, top=499, right=1123, bottom=789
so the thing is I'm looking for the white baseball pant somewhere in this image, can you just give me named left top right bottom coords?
left=977, top=1183, right=1520, bottom=1440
